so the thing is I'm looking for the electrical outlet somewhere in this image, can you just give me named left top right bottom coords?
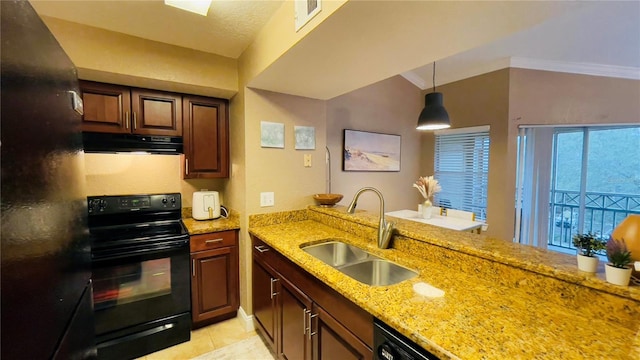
left=260, top=192, right=275, bottom=207
left=304, top=154, right=312, bottom=167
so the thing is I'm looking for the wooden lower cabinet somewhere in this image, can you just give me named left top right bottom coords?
left=279, top=277, right=312, bottom=360
left=191, top=231, right=239, bottom=328
left=252, top=236, right=373, bottom=360
left=252, top=258, right=277, bottom=350
left=313, top=305, right=372, bottom=360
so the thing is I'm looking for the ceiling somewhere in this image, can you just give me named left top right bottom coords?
left=404, top=0, right=640, bottom=89
left=30, top=1, right=640, bottom=98
left=30, top=0, right=284, bottom=59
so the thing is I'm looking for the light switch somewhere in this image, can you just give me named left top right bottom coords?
left=304, top=154, right=312, bottom=167
left=260, top=192, right=275, bottom=207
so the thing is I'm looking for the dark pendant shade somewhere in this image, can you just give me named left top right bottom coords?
left=417, top=92, right=451, bottom=131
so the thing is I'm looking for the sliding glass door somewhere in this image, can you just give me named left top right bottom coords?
left=515, top=125, right=640, bottom=255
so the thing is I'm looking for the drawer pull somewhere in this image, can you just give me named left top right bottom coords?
left=254, top=245, right=270, bottom=253
left=303, top=308, right=308, bottom=335
left=307, top=312, right=318, bottom=339
left=125, top=111, right=129, bottom=129
left=270, top=278, right=279, bottom=299
left=205, top=238, right=224, bottom=244
left=192, top=259, right=195, bottom=277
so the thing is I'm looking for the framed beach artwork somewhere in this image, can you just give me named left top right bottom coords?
left=343, top=129, right=401, bottom=171
left=261, top=121, right=285, bottom=148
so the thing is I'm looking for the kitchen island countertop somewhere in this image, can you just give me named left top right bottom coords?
left=248, top=207, right=639, bottom=360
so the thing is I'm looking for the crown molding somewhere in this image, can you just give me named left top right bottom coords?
left=400, top=71, right=427, bottom=90
left=509, top=57, right=640, bottom=80
left=402, top=57, right=640, bottom=90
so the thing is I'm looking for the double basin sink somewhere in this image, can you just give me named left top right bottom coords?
left=301, top=240, right=418, bottom=286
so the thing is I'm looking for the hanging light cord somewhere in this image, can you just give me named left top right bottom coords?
left=432, top=62, right=436, bottom=93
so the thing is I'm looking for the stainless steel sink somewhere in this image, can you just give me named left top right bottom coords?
left=339, top=259, right=418, bottom=286
left=300, top=240, right=418, bottom=286
left=301, top=241, right=375, bottom=267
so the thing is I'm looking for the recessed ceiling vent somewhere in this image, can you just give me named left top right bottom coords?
left=295, top=0, right=322, bottom=32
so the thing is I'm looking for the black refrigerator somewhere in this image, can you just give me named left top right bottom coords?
left=1, top=1, right=96, bottom=359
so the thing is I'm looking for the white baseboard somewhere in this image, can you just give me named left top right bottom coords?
left=238, top=306, right=255, bottom=332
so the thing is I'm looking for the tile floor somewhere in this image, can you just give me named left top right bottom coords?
left=137, top=317, right=274, bottom=360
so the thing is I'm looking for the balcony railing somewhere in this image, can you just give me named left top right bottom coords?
left=548, top=190, right=640, bottom=251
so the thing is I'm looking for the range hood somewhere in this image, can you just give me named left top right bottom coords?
left=82, top=132, right=183, bottom=154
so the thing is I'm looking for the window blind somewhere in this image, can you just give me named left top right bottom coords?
left=434, top=126, right=490, bottom=221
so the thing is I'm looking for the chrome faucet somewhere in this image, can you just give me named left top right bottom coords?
left=346, top=187, right=394, bottom=249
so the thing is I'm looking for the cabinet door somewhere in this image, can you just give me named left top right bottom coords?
left=80, top=81, right=131, bottom=133
left=191, top=246, right=238, bottom=325
left=131, top=89, right=182, bottom=136
left=278, top=278, right=312, bottom=360
left=312, top=305, right=372, bottom=360
left=253, top=258, right=277, bottom=350
left=183, top=95, right=229, bottom=178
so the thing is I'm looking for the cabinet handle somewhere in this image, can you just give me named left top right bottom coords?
left=254, top=245, right=270, bottom=253
left=192, top=259, right=196, bottom=277
left=308, top=312, right=318, bottom=340
left=270, top=278, right=279, bottom=299
left=125, top=111, right=129, bottom=129
left=185, top=159, right=189, bottom=175
left=303, top=309, right=308, bottom=335
left=205, top=238, right=223, bottom=244
left=133, top=112, right=137, bottom=130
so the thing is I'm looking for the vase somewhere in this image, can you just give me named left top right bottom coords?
left=422, top=199, right=433, bottom=219
left=605, top=264, right=632, bottom=286
left=576, top=254, right=599, bottom=273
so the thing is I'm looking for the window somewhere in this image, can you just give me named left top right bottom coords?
left=515, top=125, right=640, bottom=254
left=434, top=126, right=490, bottom=221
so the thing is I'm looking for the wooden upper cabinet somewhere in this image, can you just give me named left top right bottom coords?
left=131, top=89, right=182, bottom=136
left=79, top=81, right=131, bottom=134
left=183, top=95, right=229, bottom=179
left=80, top=81, right=182, bottom=137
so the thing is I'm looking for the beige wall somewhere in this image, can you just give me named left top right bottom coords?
left=234, top=88, right=326, bottom=313
left=41, top=17, right=238, bottom=99
left=421, top=68, right=640, bottom=242
left=244, top=89, right=327, bottom=212
left=421, top=69, right=511, bottom=240
left=227, top=87, right=249, bottom=313
left=326, top=76, right=423, bottom=212
left=239, top=0, right=347, bottom=87
left=84, top=154, right=225, bottom=207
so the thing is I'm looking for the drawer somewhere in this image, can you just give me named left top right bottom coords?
left=190, top=230, right=237, bottom=253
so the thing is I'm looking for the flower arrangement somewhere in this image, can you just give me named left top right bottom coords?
left=413, top=176, right=441, bottom=201
left=606, top=238, right=633, bottom=269
left=572, top=232, right=606, bottom=257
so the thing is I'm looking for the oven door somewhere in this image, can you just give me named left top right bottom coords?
left=91, top=239, right=190, bottom=336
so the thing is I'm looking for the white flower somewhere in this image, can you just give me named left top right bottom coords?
left=413, top=176, right=441, bottom=200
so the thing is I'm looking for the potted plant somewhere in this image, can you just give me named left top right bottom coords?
left=572, top=232, right=606, bottom=273
left=605, top=238, right=633, bottom=286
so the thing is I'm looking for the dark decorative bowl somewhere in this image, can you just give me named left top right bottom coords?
left=313, top=194, right=343, bottom=207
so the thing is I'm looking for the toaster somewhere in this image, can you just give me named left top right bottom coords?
left=192, top=191, right=220, bottom=220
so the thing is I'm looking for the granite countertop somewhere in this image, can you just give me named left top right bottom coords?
left=248, top=208, right=640, bottom=360
left=181, top=208, right=241, bottom=235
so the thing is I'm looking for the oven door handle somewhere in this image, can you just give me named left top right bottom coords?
left=92, top=239, right=189, bottom=261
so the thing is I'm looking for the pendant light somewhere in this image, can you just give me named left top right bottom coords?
left=417, top=62, right=451, bottom=131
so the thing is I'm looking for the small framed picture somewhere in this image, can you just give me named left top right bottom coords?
left=343, top=129, right=401, bottom=171
left=295, top=126, right=316, bottom=150
left=261, top=121, right=285, bottom=148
